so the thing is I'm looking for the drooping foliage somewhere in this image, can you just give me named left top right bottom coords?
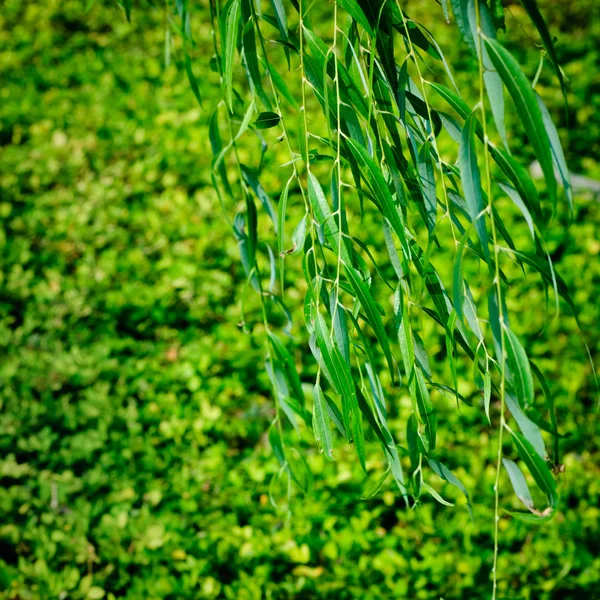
left=119, top=0, right=590, bottom=594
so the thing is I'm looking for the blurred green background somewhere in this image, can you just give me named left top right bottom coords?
left=1, top=1, right=599, bottom=599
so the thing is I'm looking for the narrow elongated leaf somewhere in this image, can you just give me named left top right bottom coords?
left=241, top=0, right=272, bottom=109
left=459, top=112, right=490, bottom=263
left=338, top=0, right=374, bottom=35
left=536, top=93, right=572, bottom=215
left=451, top=0, right=475, bottom=53
left=277, top=177, right=292, bottom=257
left=505, top=393, right=546, bottom=460
left=268, top=331, right=304, bottom=408
left=504, top=326, right=535, bottom=410
left=241, top=165, right=278, bottom=230
left=423, top=482, right=455, bottom=507
left=324, top=392, right=347, bottom=439
left=484, top=36, right=557, bottom=206
left=183, top=47, right=203, bottom=108
left=345, top=265, right=395, bottom=380
left=467, top=0, right=507, bottom=147
left=428, top=458, right=472, bottom=516
left=362, top=467, right=390, bottom=500
left=223, top=0, right=241, bottom=111
left=346, top=138, right=410, bottom=263
left=417, top=142, right=437, bottom=233
left=270, top=0, right=289, bottom=41
left=313, top=384, right=334, bottom=460
left=502, top=458, right=534, bottom=510
left=307, top=172, right=352, bottom=265
left=498, top=182, right=535, bottom=239
left=254, top=111, right=281, bottom=129
left=518, top=0, right=568, bottom=112
left=416, top=369, right=437, bottom=450
left=509, top=430, right=558, bottom=521
left=314, top=313, right=357, bottom=441
left=268, top=423, right=286, bottom=466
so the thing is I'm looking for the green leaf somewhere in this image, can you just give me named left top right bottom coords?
left=241, top=165, right=278, bottom=231
left=416, top=369, right=436, bottom=450
left=416, top=142, right=437, bottom=233
left=266, top=60, right=299, bottom=109
left=459, top=111, right=490, bottom=263
left=483, top=36, right=557, bottom=207
left=268, top=422, right=286, bottom=465
left=324, top=393, right=347, bottom=439
left=286, top=447, right=313, bottom=494
left=307, top=171, right=352, bottom=265
left=423, top=482, right=455, bottom=507
left=277, top=176, right=292, bottom=258
left=502, top=458, right=534, bottom=510
left=362, top=467, right=390, bottom=500
left=452, top=228, right=471, bottom=323
left=467, top=0, right=507, bottom=147
left=346, top=138, right=410, bottom=264
left=450, top=0, right=475, bottom=54
left=518, top=0, right=568, bottom=113
left=505, top=393, right=546, bottom=460
left=345, top=265, right=395, bottom=381
left=337, top=0, right=374, bottom=35
left=483, top=372, right=491, bottom=424
left=489, top=145, right=542, bottom=220
left=313, top=384, right=334, bottom=460
left=254, top=111, right=281, bottom=129
left=504, top=326, right=535, bottom=410
left=241, top=0, right=272, bottom=110
left=536, top=93, right=572, bottom=215
left=498, top=182, right=535, bottom=239
left=270, top=0, right=289, bottom=41
left=268, top=332, right=304, bottom=408
left=314, top=312, right=356, bottom=441
left=183, top=46, right=203, bottom=108
left=223, top=0, right=241, bottom=111
left=428, top=458, right=472, bottom=517
left=509, top=429, right=558, bottom=521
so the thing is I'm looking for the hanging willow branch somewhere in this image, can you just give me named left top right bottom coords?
left=117, top=0, right=592, bottom=593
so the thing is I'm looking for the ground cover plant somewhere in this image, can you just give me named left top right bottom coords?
left=0, top=0, right=599, bottom=598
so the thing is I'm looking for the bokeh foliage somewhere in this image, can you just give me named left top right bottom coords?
left=0, top=1, right=599, bottom=599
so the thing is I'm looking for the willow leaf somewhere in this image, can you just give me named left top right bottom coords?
left=346, top=138, right=410, bottom=263
left=502, top=458, right=534, bottom=510
left=537, top=93, right=573, bottom=215
left=450, top=0, right=475, bottom=54
left=254, top=111, right=281, bottom=129
left=417, top=142, right=437, bottom=233
left=459, top=112, right=490, bottom=263
left=223, top=0, right=241, bottom=111
left=307, top=172, right=352, bottom=265
left=241, top=0, right=272, bottom=110
left=509, top=430, right=558, bottom=522
left=270, top=0, right=289, bottom=43
left=428, top=458, right=472, bottom=517
left=505, top=393, right=546, bottom=460
left=518, top=0, right=568, bottom=112
left=313, top=384, right=334, bottom=460
left=484, top=36, right=557, bottom=207
left=498, top=182, right=535, bottom=239
left=183, top=47, right=203, bottom=108
left=424, top=482, right=455, bottom=507
left=345, top=265, right=395, bottom=380
left=505, top=327, right=534, bottom=408
left=416, top=369, right=437, bottom=450
left=467, top=0, right=507, bottom=147
left=338, top=0, right=374, bottom=35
